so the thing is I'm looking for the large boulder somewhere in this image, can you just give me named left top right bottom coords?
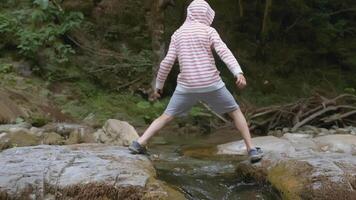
left=98, top=119, right=139, bottom=146
left=0, top=144, right=185, bottom=200
left=0, top=123, right=97, bottom=150
left=0, top=129, right=40, bottom=150
left=0, top=122, right=31, bottom=133
left=217, top=134, right=356, bottom=200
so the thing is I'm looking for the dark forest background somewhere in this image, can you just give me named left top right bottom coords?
left=0, top=0, right=355, bottom=126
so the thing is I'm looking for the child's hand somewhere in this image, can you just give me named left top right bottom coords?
left=150, top=89, right=162, bottom=101
left=236, top=74, right=247, bottom=89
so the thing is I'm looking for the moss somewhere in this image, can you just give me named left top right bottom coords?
left=50, top=183, right=145, bottom=200
left=45, top=181, right=185, bottom=200
left=235, top=162, right=269, bottom=183
left=7, top=132, right=40, bottom=149
left=42, top=132, right=65, bottom=145
left=267, top=160, right=312, bottom=200
left=53, top=80, right=168, bottom=125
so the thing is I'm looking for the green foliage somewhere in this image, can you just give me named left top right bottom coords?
left=0, top=63, right=12, bottom=73
left=0, top=0, right=83, bottom=64
left=83, top=44, right=154, bottom=89
left=15, top=117, right=25, bottom=124
left=55, top=80, right=168, bottom=125
left=33, top=0, right=49, bottom=10
left=190, top=107, right=212, bottom=118
left=344, top=88, right=355, bottom=94
left=30, top=114, right=50, bottom=127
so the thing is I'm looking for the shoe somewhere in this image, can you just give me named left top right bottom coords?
left=128, top=141, right=147, bottom=155
left=248, top=147, right=263, bottom=163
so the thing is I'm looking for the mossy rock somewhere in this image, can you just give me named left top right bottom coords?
left=65, top=131, right=83, bottom=145
left=267, top=160, right=312, bottom=200
left=42, top=132, right=65, bottom=145
left=0, top=131, right=40, bottom=150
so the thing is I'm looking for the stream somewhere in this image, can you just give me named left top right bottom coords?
left=148, top=127, right=281, bottom=200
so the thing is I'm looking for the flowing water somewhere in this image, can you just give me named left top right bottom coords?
left=149, top=127, right=280, bottom=200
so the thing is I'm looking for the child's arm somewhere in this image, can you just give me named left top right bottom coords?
left=155, top=36, right=177, bottom=91
left=209, top=28, right=243, bottom=77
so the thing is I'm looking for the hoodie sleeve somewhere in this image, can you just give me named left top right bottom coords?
left=208, top=28, right=243, bottom=76
left=155, top=36, right=177, bottom=90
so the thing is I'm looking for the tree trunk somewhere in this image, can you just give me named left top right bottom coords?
left=261, top=0, right=272, bottom=38
left=145, top=0, right=174, bottom=92
left=238, top=0, right=244, bottom=17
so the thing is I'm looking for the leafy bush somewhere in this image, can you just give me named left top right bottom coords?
left=0, top=0, right=83, bottom=64
left=0, top=63, right=12, bottom=73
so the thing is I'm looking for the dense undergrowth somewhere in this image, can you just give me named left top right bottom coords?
left=0, top=0, right=355, bottom=127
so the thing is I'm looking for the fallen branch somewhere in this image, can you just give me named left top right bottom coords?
left=246, top=93, right=356, bottom=133
left=199, top=101, right=230, bottom=123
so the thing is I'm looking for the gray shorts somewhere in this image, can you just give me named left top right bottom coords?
left=164, top=86, right=239, bottom=117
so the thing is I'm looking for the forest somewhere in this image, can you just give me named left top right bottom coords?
left=0, top=0, right=355, bottom=199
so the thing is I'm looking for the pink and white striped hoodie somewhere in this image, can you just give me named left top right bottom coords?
left=156, top=0, right=243, bottom=93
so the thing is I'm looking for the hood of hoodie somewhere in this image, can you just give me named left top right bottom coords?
left=186, top=0, right=215, bottom=26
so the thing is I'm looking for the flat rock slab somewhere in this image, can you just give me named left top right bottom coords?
left=218, top=134, right=356, bottom=200
left=313, top=134, right=356, bottom=154
left=0, top=144, right=183, bottom=200
left=217, top=136, right=296, bottom=158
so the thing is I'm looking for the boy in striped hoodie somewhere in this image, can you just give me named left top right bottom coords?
left=129, top=0, right=263, bottom=162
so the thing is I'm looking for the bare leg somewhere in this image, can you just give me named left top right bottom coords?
left=137, top=113, right=174, bottom=146
left=228, top=108, right=254, bottom=152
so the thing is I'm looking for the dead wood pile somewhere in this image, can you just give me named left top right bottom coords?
left=245, top=94, right=356, bottom=134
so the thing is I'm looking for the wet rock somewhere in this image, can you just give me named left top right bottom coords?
left=329, top=129, right=337, bottom=134
left=313, top=134, right=356, bottom=154
left=317, top=128, right=330, bottom=136
left=42, top=132, right=64, bottom=145
left=303, top=130, right=315, bottom=135
left=0, top=144, right=185, bottom=200
left=0, top=122, right=31, bottom=133
left=29, top=126, right=45, bottom=136
left=300, top=125, right=319, bottom=134
left=93, top=128, right=109, bottom=143
left=217, top=136, right=296, bottom=158
left=0, top=124, right=95, bottom=150
left=219, top=134, right=356, bottom=199
left=267, top=130, right=283, bottom=137
left=0, top=130, right=40, bottom=150
left=101, top=119, right=139, bottom=146
left=282, top=133, right=316, bottom=151
left=335, top=128, right=350, bottom=135
left=42, top=123, right=94, bottom=138
left=65, top=130, right=82, bottom=145
left=282, top=127, right=290, bottom=133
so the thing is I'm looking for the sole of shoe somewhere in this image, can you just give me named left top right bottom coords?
left=250, top=154, right=263, bottom=163
left=128, top=146, right=140, bottom=154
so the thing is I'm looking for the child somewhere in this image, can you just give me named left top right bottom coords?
left=129, top=0, right=263, bottom=162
